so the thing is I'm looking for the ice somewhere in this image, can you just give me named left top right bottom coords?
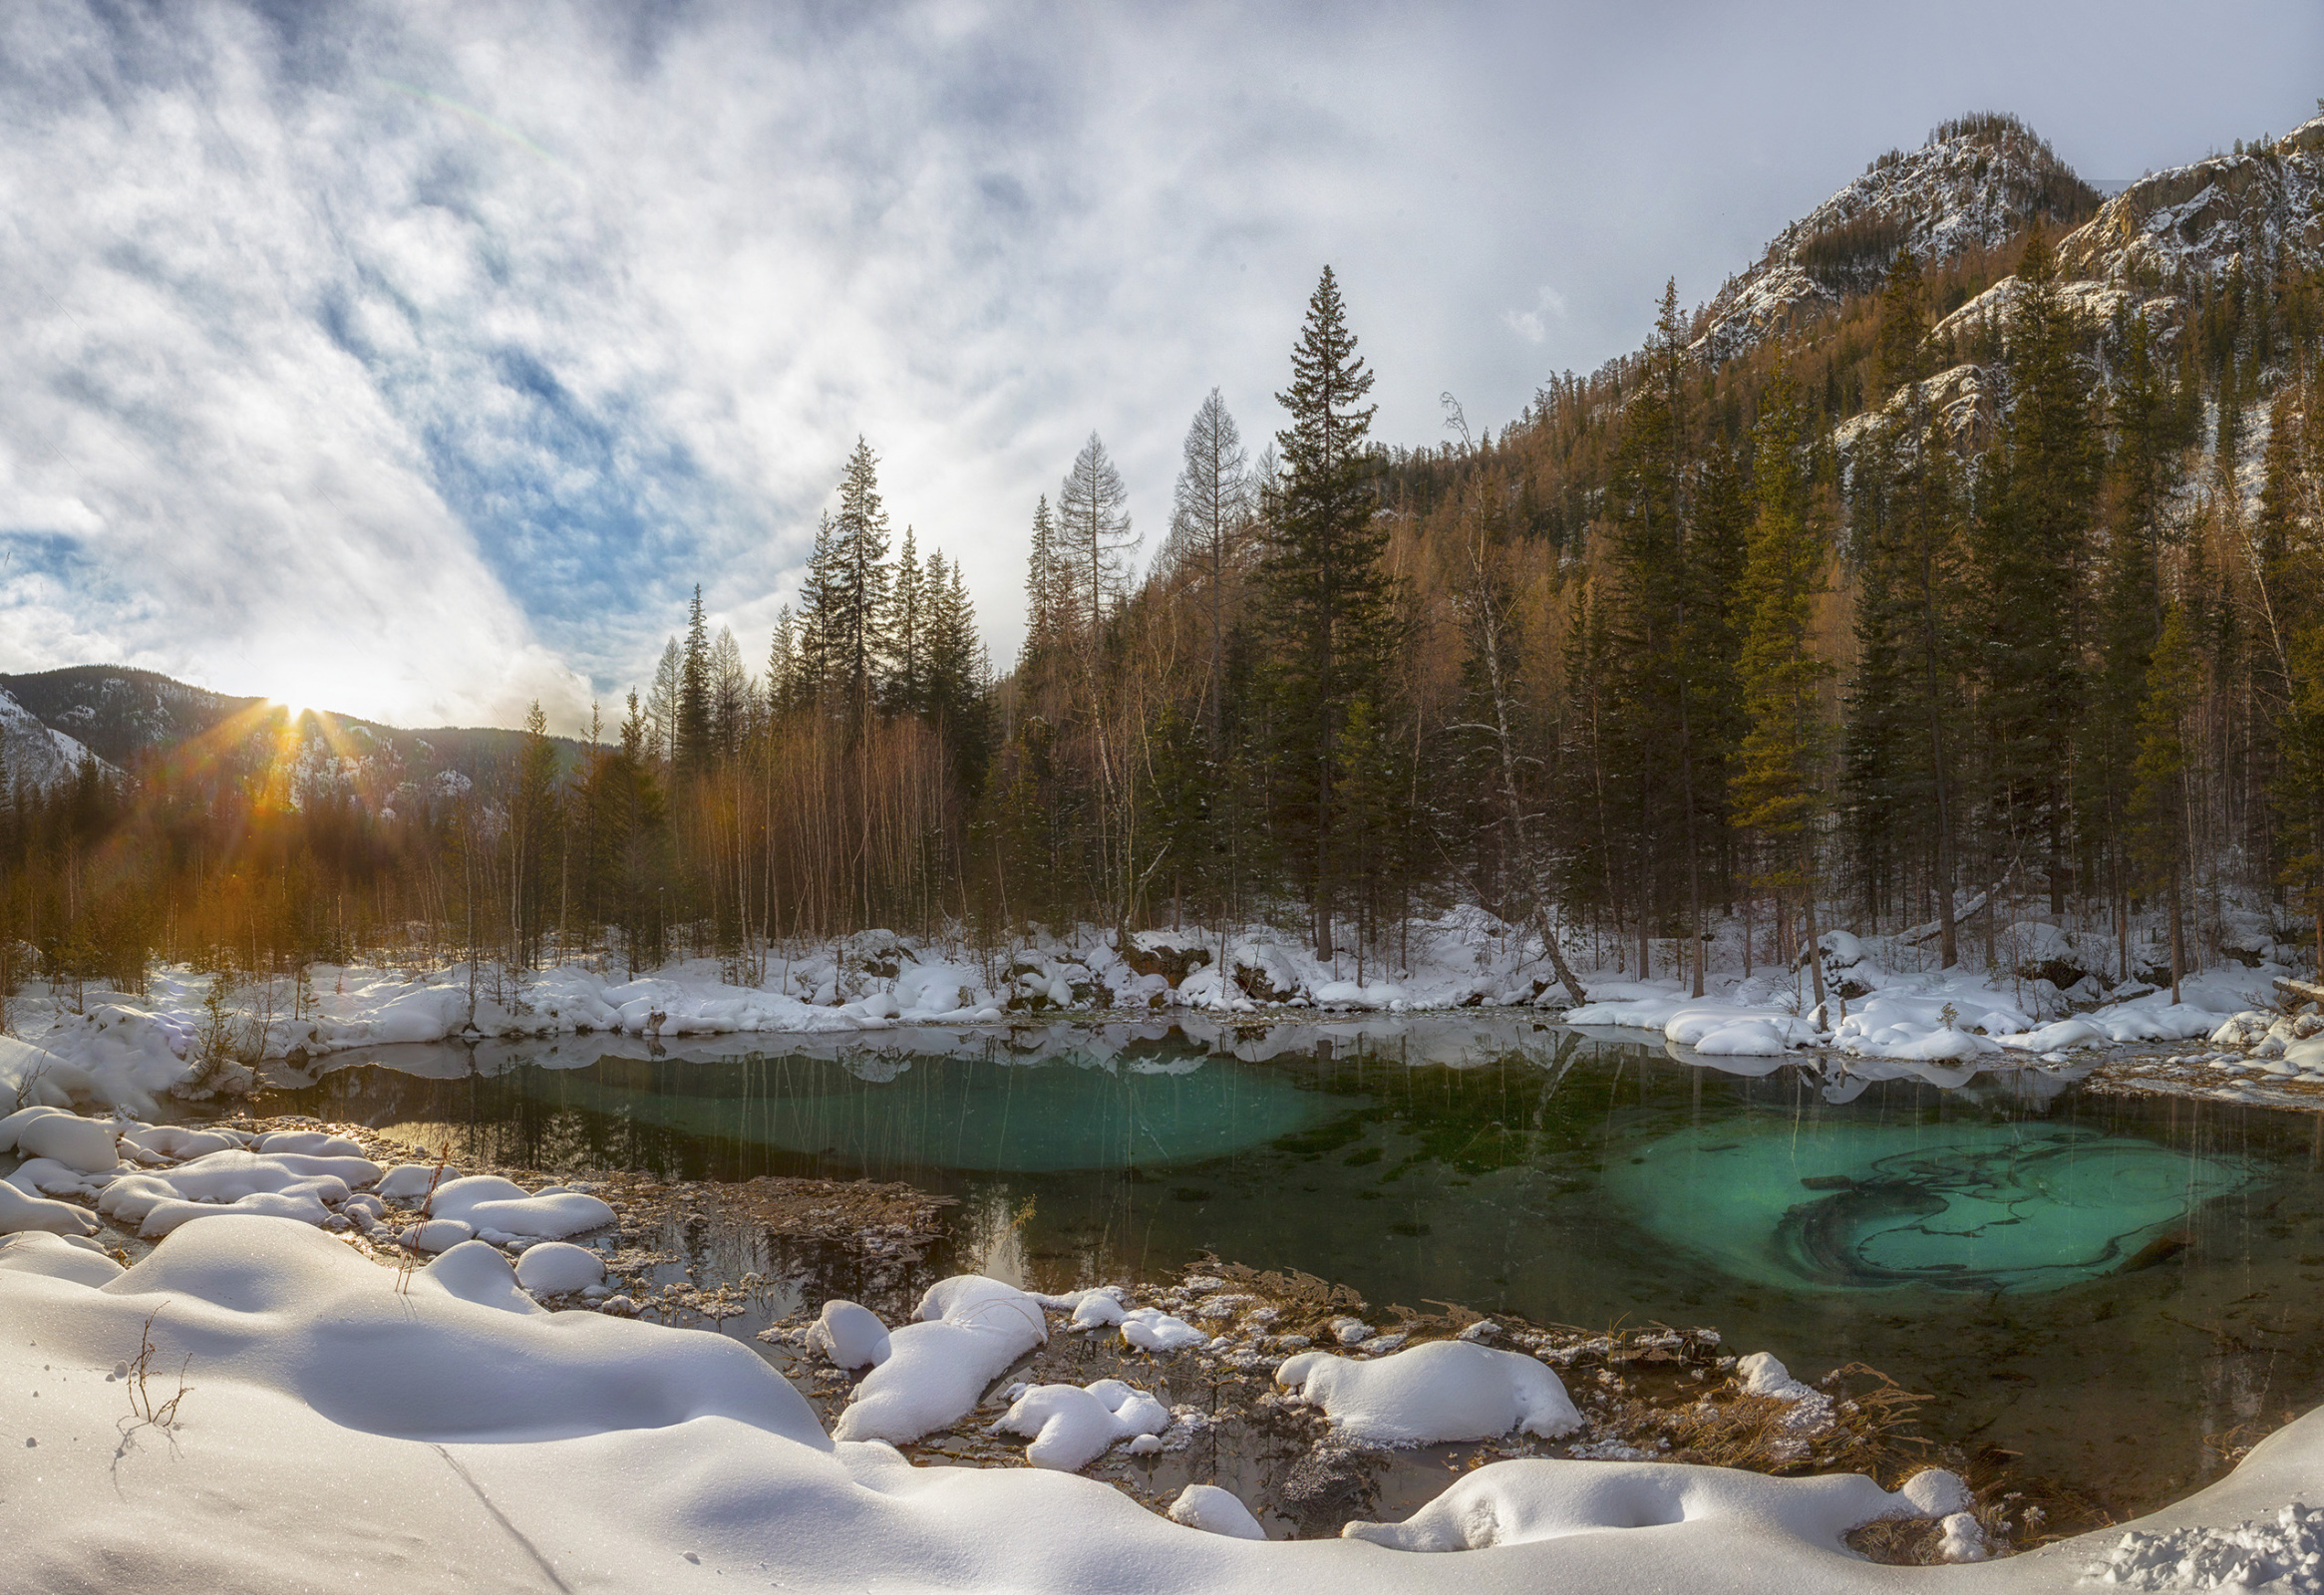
left=1169, top=1483, right=1269, bottom=1539
left=426, top=1174, right=615, bottom=1240
left=996, top=1378, right=1172, bottom=1469
left=1275, top=1340, right=1581, bottom=1446
left=807, top=1299, right=892, bottom=1369
left=831, top=1275, right=1047, bottom=1443
left=514, top=1241, right=608, bottom=1296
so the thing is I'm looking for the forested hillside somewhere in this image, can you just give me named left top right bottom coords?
left=6, top=110, right=2323, bottom=1006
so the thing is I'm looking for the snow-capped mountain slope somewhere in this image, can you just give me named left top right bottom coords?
left=0, top=685, right=111, bottom=792
left=2059, top=114, right=2324, bottom=285
left=1690, top=114, right=2098, bottom=364
left=0, top=665, right=256, bottom=767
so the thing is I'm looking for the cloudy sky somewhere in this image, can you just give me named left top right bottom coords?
left=1, top=0, right=2316, bottom=730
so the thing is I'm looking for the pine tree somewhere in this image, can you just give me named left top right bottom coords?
left=1735, top=374, right=1835, bottom=1011
left=1261, top=265, right=1393, bottom=959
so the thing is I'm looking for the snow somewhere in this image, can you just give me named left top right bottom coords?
left=516, top=1241, right=609, bottom=1295
left=377, top=1161, right=462, bottom=1199
left=807, top=1299, right=892, bottom=1370
left=997, top=1378, right=1172, bottom=1469
left=1341, top=1456, right=1957, bottom=1556
left=0, top=1107, right=118, bottom=1173
left=1122, top=1305, right=1208, bottom=1352
left=830, top=1275, right=1048, bottom=1444
left=2088, top=1501, right=2324, bottom=1590
left=92, top=1147, right=382, bottom=1238
left=1275, top=1340, right=1582, bottom=1446
left=0, top=1175, right=100, bottom=1236
left=10, top=1212, right=2324, bottom=1589
left=426, top=1173, right=615, bottom=1240
left=1169, top=1483, right=1270, bottom=1540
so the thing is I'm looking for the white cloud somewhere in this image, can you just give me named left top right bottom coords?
left=0, top=0, right=2314, bottom=729
left=1503, top=285, right=1569, bottom=344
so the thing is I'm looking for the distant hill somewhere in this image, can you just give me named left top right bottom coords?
left=0, top=664, right=584, bottom=802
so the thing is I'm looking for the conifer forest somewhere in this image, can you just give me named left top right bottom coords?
left=6, top=119, right=2324, bottom=1010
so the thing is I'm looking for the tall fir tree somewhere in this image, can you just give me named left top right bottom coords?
left=676, top=587, right=713, bottom=776
left=1735, top=374, right=1835, bottom=1010
left=1260, top=265, right=1394, bottom=959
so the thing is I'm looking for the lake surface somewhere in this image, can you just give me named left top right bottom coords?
left=231, top=1017, right=2324, bottom=1517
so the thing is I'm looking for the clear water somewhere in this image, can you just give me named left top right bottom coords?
left=230, top=1018, right=2324, bottom=1516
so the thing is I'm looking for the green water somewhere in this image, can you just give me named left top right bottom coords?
left=234, top=1019, right=2324, bottom=1514
left=1607, top=1120, right=2259, bottom=1293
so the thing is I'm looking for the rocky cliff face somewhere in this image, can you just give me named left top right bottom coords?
left=2059, top=115, right=2324, bottom=286
left=0, top=684, right=109, bottom=793
left=1690, top=114, right=2098, bottom=364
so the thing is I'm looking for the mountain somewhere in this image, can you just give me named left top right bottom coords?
left=2060, top=115, right=2324, bottom=286
left=0, top=664, right=585, bottom=808
left=0, top=665, right=259, bottom=768
left=1689, top=113, right=2101, bottom=365
left=0, top=685, right=110, bottom=794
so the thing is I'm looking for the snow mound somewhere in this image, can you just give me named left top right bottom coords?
left=515, top=1242, right=607, bottom=1296
left=808, top=1299, right=891, bottom=1370
left=1168, top=1483, right=1268, bottom=1540
left=94, top=1148, right=382, bottom=1238
left=1122, top=1306, right=1206, bottom=1352
left=0, top=1107, right=118, bottom=1173
left=376, top=1163, right=461, bottom=1200
left=426, top=1174, right=614, bottom=1240
left=997, top=1378, right=1172, bottom=1469
left=0, top=1176, right=101, bottom=1236
left=1275, top=1340, right=1581, bottom=1446
left=1343, top=1454, right=1939, bottom=1553
left=831, top=1275, right=1046, bottom=1444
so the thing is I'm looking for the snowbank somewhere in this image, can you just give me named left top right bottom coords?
left=830, top=1274, right=1047, bottom=1443
left=1275, top=1339, right=1582, bottom=1446
left=10, top=1212, right=2324, bottom=1590
left=997, top=1378, right=1172, bottom=1469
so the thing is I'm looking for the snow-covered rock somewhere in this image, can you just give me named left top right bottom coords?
left=807, top=1300, right=892, bottom=1371
left=831, top=1275, right=1046, bottom=1444
left=996, top=1378, right=1171, bottom=1470
left=1167, top=1483, right=1268, bottom=1540
left=1274, top=1340, right=1581, bottom=1446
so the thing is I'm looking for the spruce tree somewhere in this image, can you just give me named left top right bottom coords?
left=886, top=526, right=927, bottom=716
left=1261, top=265, right=1393, bottom=959
left=824, top=437, right=894, bottom=725
left=2131, top=605, right=2197, bottom=1000
left=1976, top=226, right=2100, bottom=913
left=677, top=588, right=713, bottom=776
left=1735, top=374, right=1835, bottom=1011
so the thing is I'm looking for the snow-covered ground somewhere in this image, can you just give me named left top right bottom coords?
left=7, top=1210, right=2324, bottom=1590
left=1, top=903, right=2309, bottom=1114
